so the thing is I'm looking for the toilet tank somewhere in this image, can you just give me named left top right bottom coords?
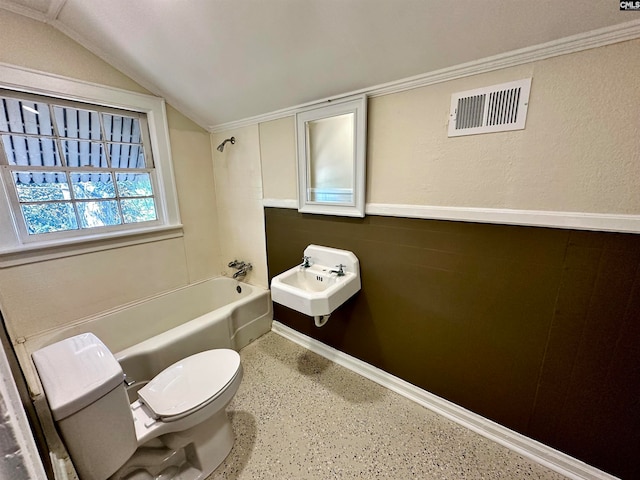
left=32, top=333, right=138, bottom=480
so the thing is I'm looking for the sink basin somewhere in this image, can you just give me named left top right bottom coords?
left=271, top=245, right=361, bottom=317
left=279, top=267, right=338, bottom=293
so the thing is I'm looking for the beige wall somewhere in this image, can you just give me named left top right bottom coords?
left=0, top=10, right=146, bottom=94
left=1, top=8, right=637, bottom=342
left=0, top=10, right=221, bottom=341
left=166, top=105, right=221, bottom=283
left=259, top=116, right=297, bottom=200
left=212, top=127, right=268, bottom=288
left=261, top=39, right=640, bottom=215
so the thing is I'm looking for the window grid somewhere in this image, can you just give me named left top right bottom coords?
left=0, top=90, right=159, bottom=241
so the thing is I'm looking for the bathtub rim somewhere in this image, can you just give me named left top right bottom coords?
left=15, top=276, right=271, bottom=399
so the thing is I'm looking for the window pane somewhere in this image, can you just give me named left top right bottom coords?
left=1, top=135, right=61, bottom=166
left=71, top=173, right=115, bottom=199
left=116, top=172, right=153, bottom=197
left=12, top=171, right=70, bottom=202
left=53, top=106, right=102, bottom=140
left=121, top=198, right=157, bottom=223
left=0, top=91, right=161, bottom=241
left=22, top=203, right=78, bottom=234
left=102, top=113, right=141, bottom=143
left=77, top=201, right=121, bottom=228
left=109, top=143, right=146, bottom=168
left=0, top=97, right=54, bottom=135
left=61, top=140, right=106, bottom=168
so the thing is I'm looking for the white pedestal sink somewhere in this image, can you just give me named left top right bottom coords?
left=271, top=245, right=361, bottom=326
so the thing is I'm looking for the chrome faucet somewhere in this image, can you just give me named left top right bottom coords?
left=301, top=256, right=312, bottom=268
left=329, top=264, right=346, bottom=276
left=229, top=259, right=252, bottom=278
left=232, top=262, right=252, bottom=279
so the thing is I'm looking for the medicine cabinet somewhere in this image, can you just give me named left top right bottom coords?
left=296, top=95, right=366, bottom=217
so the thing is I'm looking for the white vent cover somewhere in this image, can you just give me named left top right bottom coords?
left=448, top=78, right=531, bottom=137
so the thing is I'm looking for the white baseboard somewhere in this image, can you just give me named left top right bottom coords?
left=271, top=321, right=619, bottom=480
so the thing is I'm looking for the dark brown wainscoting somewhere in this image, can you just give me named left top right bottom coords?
left=265, top=207, right=640, bottom=479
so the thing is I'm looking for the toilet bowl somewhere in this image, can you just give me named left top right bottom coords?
left=32, top=333, right=242, bottom=480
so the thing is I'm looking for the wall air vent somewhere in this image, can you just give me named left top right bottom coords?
left=448, top=78, right=531, bottom=137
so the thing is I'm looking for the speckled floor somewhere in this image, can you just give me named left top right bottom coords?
left=207, top=332, right=567, bottom=479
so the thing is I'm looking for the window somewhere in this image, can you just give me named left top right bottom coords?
left=0, top=90, right=161, bottom=241
left=0, top=66, right=181, bottom=265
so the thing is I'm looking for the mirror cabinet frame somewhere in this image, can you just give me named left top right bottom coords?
left=295, top=95, right=367, bottom=217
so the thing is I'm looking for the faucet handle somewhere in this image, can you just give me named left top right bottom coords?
left=330, top=264, right=346, bottom=276
left=228, top=259, right=239, bottom=268
left=301, top=256, right=312, bottom=268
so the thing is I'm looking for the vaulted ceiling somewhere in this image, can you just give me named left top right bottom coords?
left=0, top=0, right=634, bottom=130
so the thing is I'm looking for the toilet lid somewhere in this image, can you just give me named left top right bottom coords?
left=138, top=349, right=240, bottom=419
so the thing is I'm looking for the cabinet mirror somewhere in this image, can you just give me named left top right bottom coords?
left=296, top=95, right=366, bottom=217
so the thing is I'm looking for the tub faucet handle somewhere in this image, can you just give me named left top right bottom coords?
left=232, top=262, right=253, bottom=279
left=229, top=259, right=247, bottom=270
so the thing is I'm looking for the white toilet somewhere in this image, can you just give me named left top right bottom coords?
left=32, top=332, right=243, bottom=480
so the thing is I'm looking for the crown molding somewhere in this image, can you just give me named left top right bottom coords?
left=0, top=0, right=47, bottom=22
left=0, top=0, right=66, bottom=23
left=210, top=19, right=640, bottom=133
left=0, top=61, right=164, bottom=111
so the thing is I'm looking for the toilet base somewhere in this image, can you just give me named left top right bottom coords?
left=109, top=410, right=235, bottom=480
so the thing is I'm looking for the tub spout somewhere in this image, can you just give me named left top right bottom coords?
left=233, top=263, right=252, bottom=279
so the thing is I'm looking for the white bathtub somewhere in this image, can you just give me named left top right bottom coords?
left=20, top=276, right=272, bottom=397
left=113, top=278, right=273, bottom=398
left=18, top=277, right=271, bottom=479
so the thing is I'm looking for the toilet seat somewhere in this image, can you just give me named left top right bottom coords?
left=138, top=349, right=241, bottom=421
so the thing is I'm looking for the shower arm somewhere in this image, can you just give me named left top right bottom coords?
left=216, top=136, right=235, bottom=152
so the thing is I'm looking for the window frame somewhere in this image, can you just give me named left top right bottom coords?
left=0, top=64, right=182, bottom=262
left=0, top=89, right=163, bottom=242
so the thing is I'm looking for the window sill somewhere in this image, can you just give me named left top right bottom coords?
left=0, top=224, right=184, bottom=268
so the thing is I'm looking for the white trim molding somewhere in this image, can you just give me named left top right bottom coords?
left=366, top=204, right=640, bottom=234
left=296, top=95, right=367, bottom=218
left=263, top=200, right=640, bottom=234
left=0, top=333, right=48, bottom=479
left=262, top=198, right=298, bottom=209
left=272, top=321, right=620, bottom=480
left=210, top=19, right=640, bottom=133
left=0, top=225, right=184, bottom=268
